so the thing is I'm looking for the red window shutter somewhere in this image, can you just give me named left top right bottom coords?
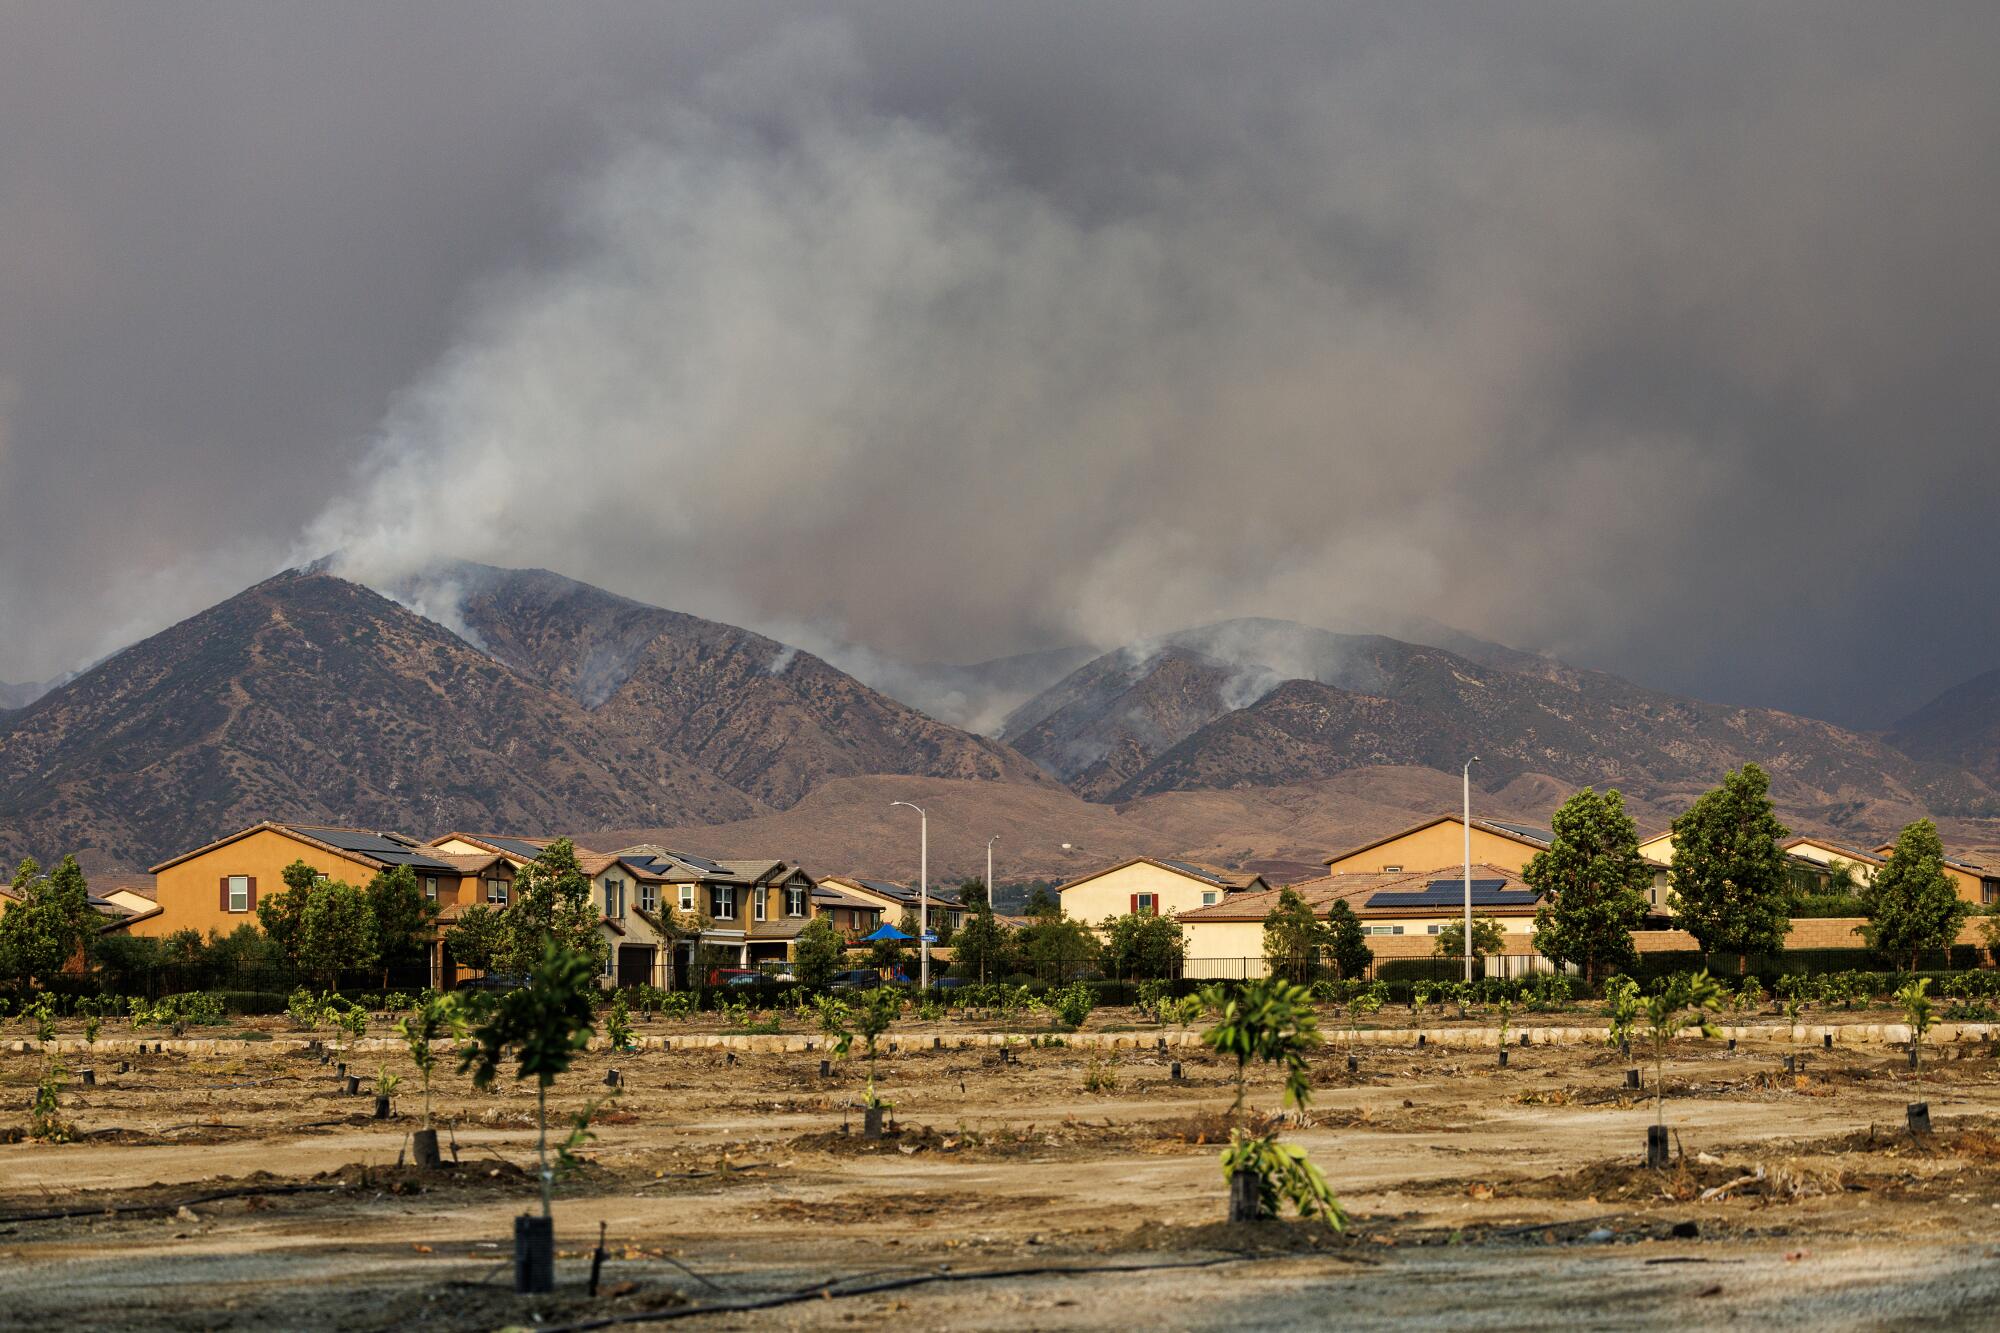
left=219, top=876, right=228, bottom=910
left=1131, top=893, right=1139, bottom=915
left=247, top=877, right=258, bottom=910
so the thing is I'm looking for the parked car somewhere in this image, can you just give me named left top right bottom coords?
left=723, top=972, right=772, bottom=987
left=827, top=969, right=883, bottom=992
left=707, top=967, right=762, bottom=987
left=926, top=976, right=972, bottom=992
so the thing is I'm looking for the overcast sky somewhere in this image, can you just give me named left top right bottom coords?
left=2, top=2, right=1997, bottom=726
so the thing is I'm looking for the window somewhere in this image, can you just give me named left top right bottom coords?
left=639, top=881, right=658, bottom=913
left=486, top=877, right=508, bottom=906
left=679, top=885, right=695, bottom=912
left=227, top=875, right=249, bottom=913
left=604, top=878, right=625, bottom=919
left=710, top=885, right=736, bottom=920
left=1381, top=865, right=1402, bottom=873
left=1201, top=890, right=1219, bottom=907
left=422, top=876, right=438, bottom=901
left=787, top=883, right=807, bottom=917
left=603, top=951, right=615, bottom=978
left=1987, top=882, right=1999, bottom=906
left=1426, top=924, right=1441, bottom=935
left=1134, top=892, right=1158, bottom=916
left=754, top=890, right=766, bottom=922
left=1363, top=924, right=1404, bottom=936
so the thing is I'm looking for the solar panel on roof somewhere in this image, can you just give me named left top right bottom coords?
left=1369, top=882, right=1538, bottom=910
left=1157, top=859, right=1223, bottom=885
left=292, top=826, right=457, bottom=872
left=1485, top=821, right=1553, bottom=843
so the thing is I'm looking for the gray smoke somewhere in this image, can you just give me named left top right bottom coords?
left=5, top=7, right=2000, bottom=728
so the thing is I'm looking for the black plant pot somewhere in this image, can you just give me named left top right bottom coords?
left=1497, top=1049, right=1509, bottom=1068
left=1346, top=1054, right=1358, bottom=1074
left=412, top=1127, right=442, bottom=1169
left=514, top=1214, right=554, bottom=1294
left=1907, top=1101, right=1931, bottom=1135
left=80, top=1068, right=95, bottom=1087
left=863, top=1105, right=885, bottom=1140
left=1170, top=1062, right=1183, bottom=1080
left=1625, top=1068, right=1640, bottom=1090
left=819, top=1059, right=831, bottom=1078
left=1823, top=1033, right=1833, bottom=1050
left=604, top=1069, right=621, bottom=1088
left=373, top=1094, right=390, bottom=1120
left=1228, top=1168, right=1262, bottom=1224
left=346, top=1075, right=361, bottom=1096
left=1646, top=1123, right=1670, bottom=1169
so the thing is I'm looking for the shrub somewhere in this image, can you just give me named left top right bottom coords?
left=1048, top=981, right=1096, bottom=1030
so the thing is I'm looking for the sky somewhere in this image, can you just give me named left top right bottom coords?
left=2, top=2, right=1997, bottom=728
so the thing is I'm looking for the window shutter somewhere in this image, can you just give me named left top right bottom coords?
left=1130, top=893, right=1139, bottom=915
left=220, top=876, right=228, bottom=910
left=247, top=877, right=258, bottom=910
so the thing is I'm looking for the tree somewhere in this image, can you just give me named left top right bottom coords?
left=950, top=908, right=1013, bottom=983
left=792, top=916, right=846, bottom=988
left=1262, top=888, right=1326, bottom=984
left=457, top=941, right=597, bottom=1259
left=256, top=860, right=323, bottom=977
left=1104, top=911, right=1185, bottom=979
left=1525, top=787, right=1652, bottom=984
left=500, top=839, right=607, bottom=978
left=1201, top=978, right=1345, bottom=1227
left=1668, top=763, right=1792, bottom=967
left=0, top=855, right=100, bottom=986
left=1324, top=901, right=1374, bottom=980
left=1023, top=885, right=1061, bottom=920
left=1641, top=970, right=1722, bottom=1136
left=365, top=864, right=439, bottom=988
left=1862, top=819, right=1970, bottom=973
left=1015, top=914, right=1100, bottom=981
left=956, top=877, right=990, bottom=913
left=1432, top=917, right=1507, bottom=964
left=297, top=878, right=376, bottom=988
left=444, top=904, right=506, bottom=975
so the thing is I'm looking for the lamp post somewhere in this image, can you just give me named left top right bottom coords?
left=986, top=835, right=999, bottom=910
left=1463, top=756, right=1481, bottom=983
left=891, top=801, right=929, bottom=989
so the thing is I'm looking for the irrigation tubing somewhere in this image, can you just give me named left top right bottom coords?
left=536, top=1253, right=1269, bottom=1331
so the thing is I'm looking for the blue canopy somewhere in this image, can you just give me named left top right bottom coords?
left=861, top=923, right=913, bottom=941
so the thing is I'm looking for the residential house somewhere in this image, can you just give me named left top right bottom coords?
left=819, top=876, right=966, bottom=938
left=811, top=882, right=886, bottom=940
left=1055, top=857, right=1270, bottom=929
left=1871, top=842, right=2000, bottom=907
left=1324, top=815, right=1554, bottom=876
left=141, top=823, right=465, bottom=982
left=1177, top=864, right=1547, bottom=979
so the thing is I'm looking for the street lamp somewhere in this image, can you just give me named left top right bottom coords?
left=986, top=835, right=999, bottom=909
left=1463, top=756, right=1481, bottom=983
left=890, top=801, right=930, bottom=989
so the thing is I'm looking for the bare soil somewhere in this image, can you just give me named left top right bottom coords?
left=5, top=1010, right=1999, bottom=1330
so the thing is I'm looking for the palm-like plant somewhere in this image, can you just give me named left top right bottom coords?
left=1897, top=977, right=1935, bottom=1090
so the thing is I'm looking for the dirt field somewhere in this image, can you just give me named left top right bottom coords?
left=5, top=1007, right=2000, bottom=1331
